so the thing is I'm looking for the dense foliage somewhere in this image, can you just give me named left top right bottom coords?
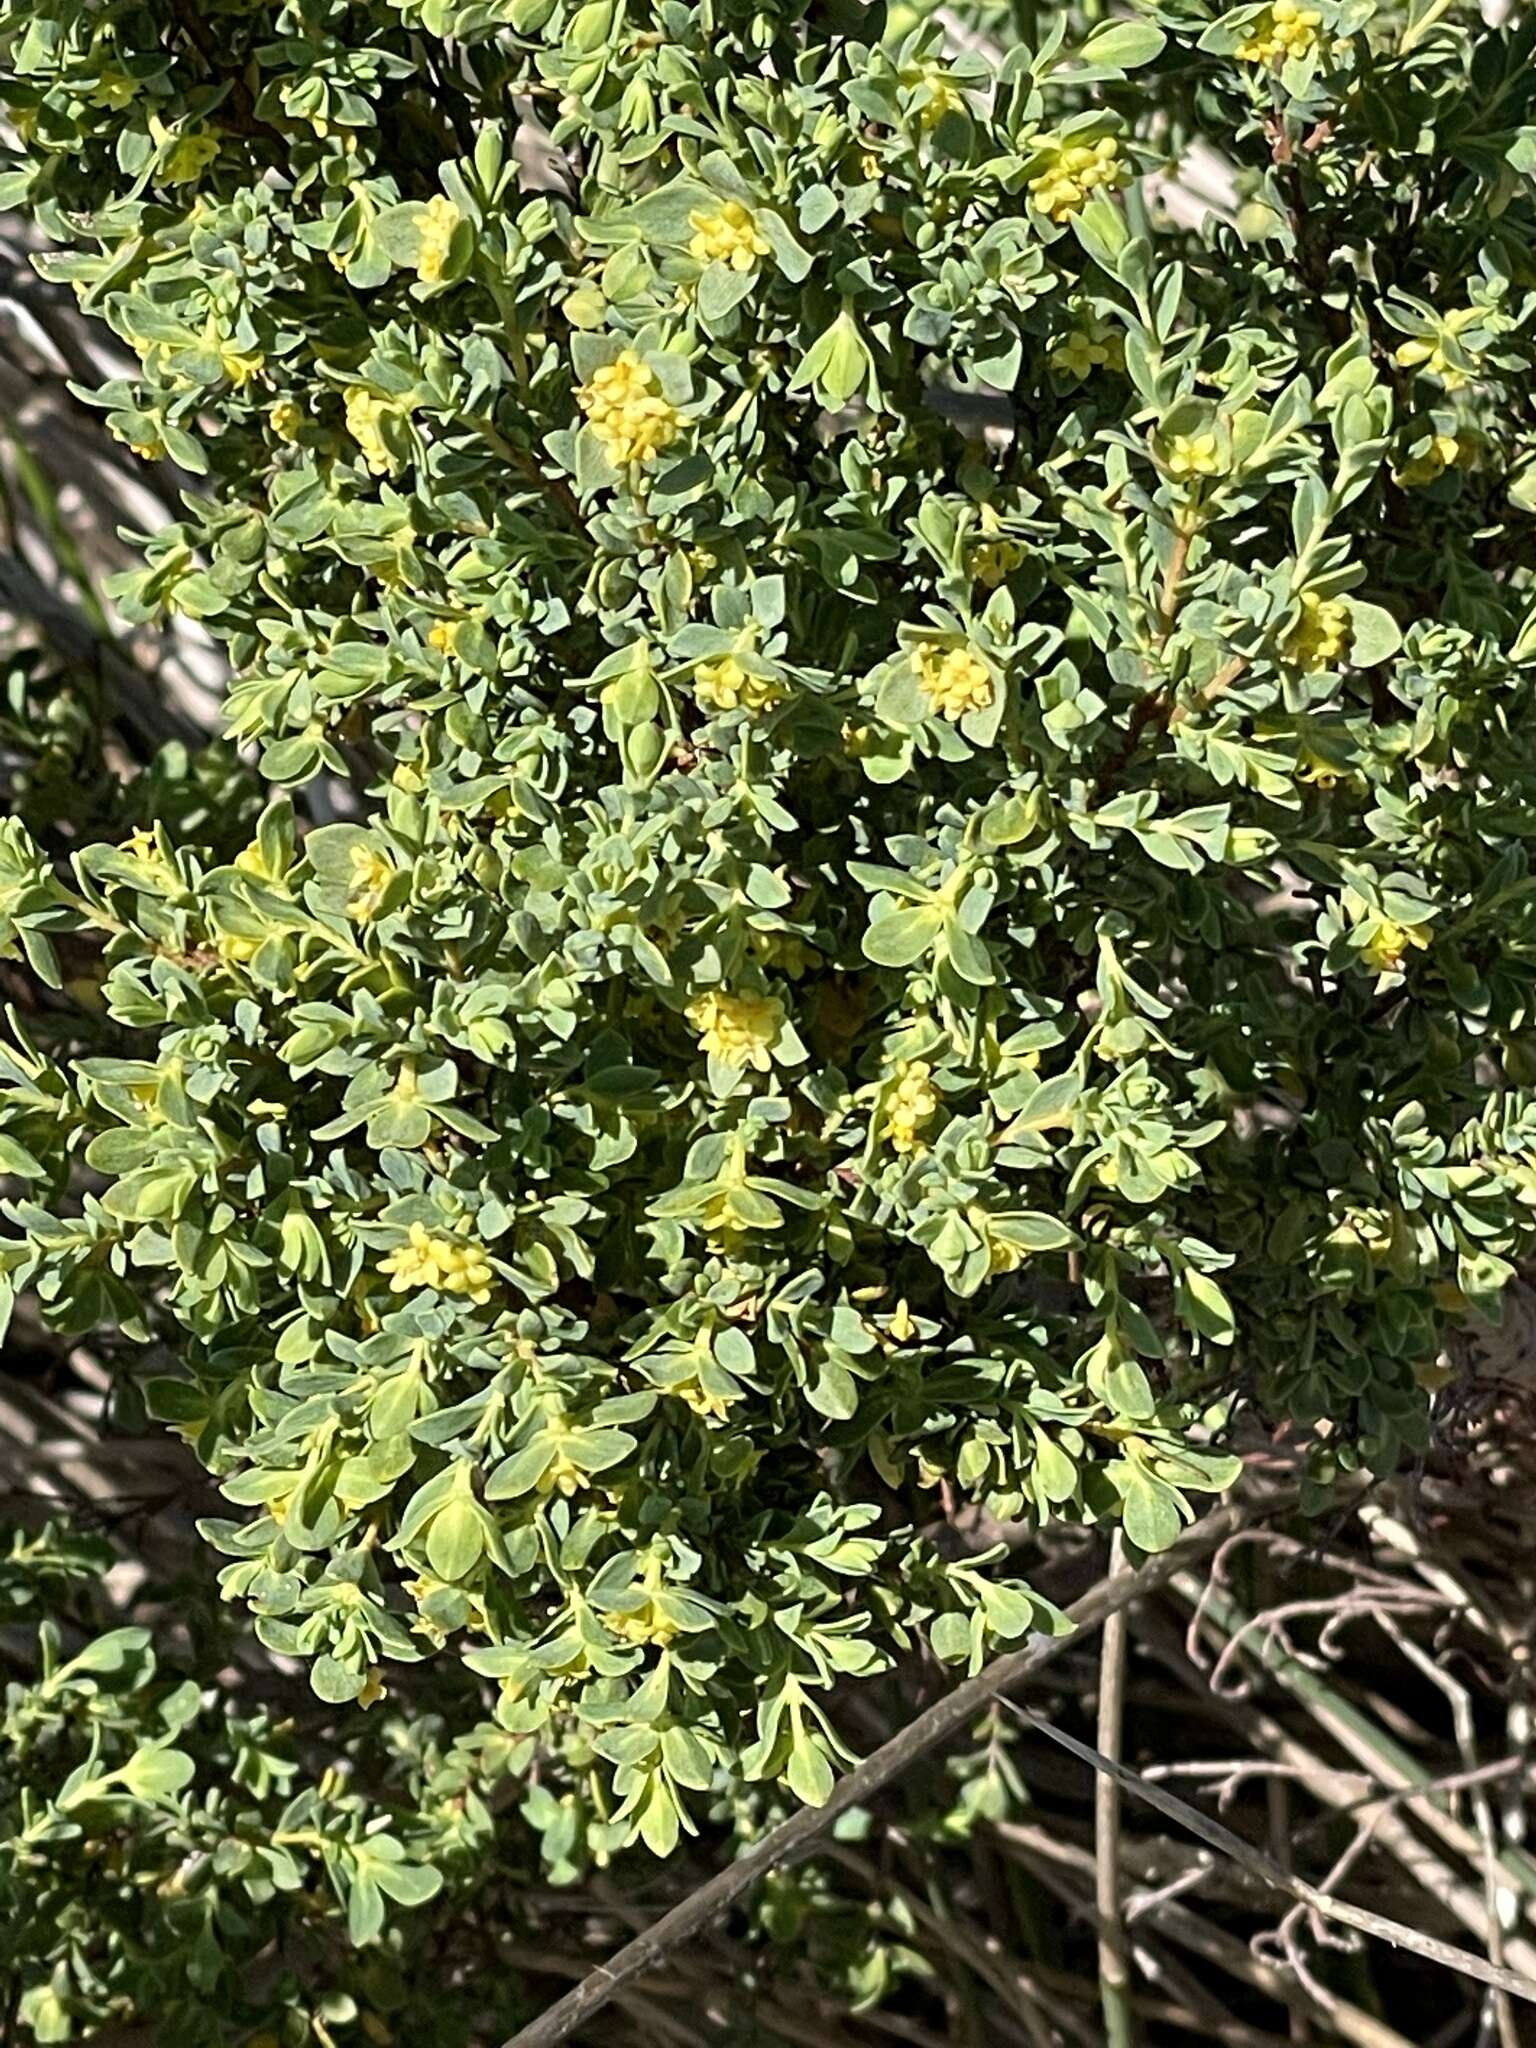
left=5, top=0, right=1536, bottom=2030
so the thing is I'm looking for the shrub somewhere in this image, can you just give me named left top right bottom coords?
left=3, top=0, right=1536, bottom=1951
left=0, top=1519, right=522, bottom=2046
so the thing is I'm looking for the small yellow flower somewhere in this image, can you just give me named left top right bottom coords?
left=912, top=642, right=993, bottom=721
left=163, top=130, right=219, bottom=185
left=217, top=342, right=264, bottom=387
left=128, top=436, right=165, bottom=461
left=414, top=194, right=461, bottom=284
left=346, top=844, right=396, bottom=920
left=1028, top=135, right=1128, bottom=223
left=269, top=398, right=304, bottom=442
left=747, top=926, right=816, bottom=977
left=1296, top=745, right=1349, bottom=789
left=693, top=655, right=782, bottom=714
left=882, top=1060, right=939, bottom=1154
left=916, top=73, right=967, bottom=129
left=234, top=838, right=290, bottom=884
left=1393, top=308, right=1481, bottom=391
left=1360, top=919, right=1432, bottom=974
left=216, top=930, right=263, bottom=966
left=577, top=349, right=682, bottom=467
left=688, top=199, right=770, bottom=272
left=969, top=537, right=1027, bottom=588
left=1396, top=432, right=1461, bottom=488
left=663, top=1365, right=742, bottom=1421
left=1236, top=0, right=1322, bottom=65
left=687, top=989, right=784, bottom=1070
left=117, top=828, right=179, bottom=890
left=1284, top=591, right=1351, bottom=671
left=969, top=1205, right=1026, bottom=1274
left=379, top=1221, right=495, bottom=1304
left=602, top=1596, right=682, bottom=1648
left=90, top=71, right=137, bottom=108
left=1165, top=431, right=1225, bottom=480
left=538, top=1443, right=587, bottom=1498
left=1050, top=327, right=1122, bottom=379
left=427, top=619, right=461, bottom=655
left=345, top=389, right=399, bottom=476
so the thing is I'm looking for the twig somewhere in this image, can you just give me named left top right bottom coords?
left=1175, top=1573, right=1536, bottom=1916
left=996, top=1820, right=1416, bottom=2048
left=500, top=1498, right=1271, bottom=2048
left=1375, top=1613, right=1521, bottom=2048
left=1095, top=1530, right=1138, bottom=2047
left=1004, top=1704, right=1536, bottom=2008
left=1156, top=525, right=1192, bottom=647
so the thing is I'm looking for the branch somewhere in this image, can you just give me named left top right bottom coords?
left=501, top=1497, right=1272, bottom=2048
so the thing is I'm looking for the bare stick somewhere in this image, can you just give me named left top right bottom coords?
left=501, top=1499, right=1265, bottom=2048
left=1096, top=1530, right=1139, bottom=2048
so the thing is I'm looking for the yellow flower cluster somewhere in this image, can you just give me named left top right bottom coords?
left=1360, top=919, right=1432, bottom=974
left=1165, top=431, right=1224, bottom=480
left=347, top=844, right=396, bottom=920
left=269, top=398, right=303, bottom=442
left=577, top=349, right=681, bottom=467
left=912, top=642, right=993, bottom=721
left=1236, top=0, right=1322, bottom=66
left=1284, top=591, right=1351, bottom=671
left=1028, top=136, right=1128, bottom=223
left=693, top=654, right=782, bottom=713
left=687, top=989, right=784, bottom=1070
left=688, top=200, right=769, bottom=271
left=345, top=389, right=398, bottom=475
left=379, top=1222, right=494, bottom=1304
left=414, top=195, right=460, bottom=284
left=427, top=619, right=461, bottom=655
left=882, top=1060, right=939, bottom=1154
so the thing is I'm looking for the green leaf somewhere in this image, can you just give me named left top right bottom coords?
left=117, top=1747, right=195, bottom=1802
left=426, top=1496, right=485, bottom=1582
left=863, top=904, right=942, bottom=967
left=1120, top=1470, right=1184, bottom=1554
left=1076, top=19, right=1165, bottom=69
left=1344, top=599, right=1402, bottom=666
left=785, top=1732, right=835, bottom=1807
left=1179, top=1270, right=1236, bottom=1345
